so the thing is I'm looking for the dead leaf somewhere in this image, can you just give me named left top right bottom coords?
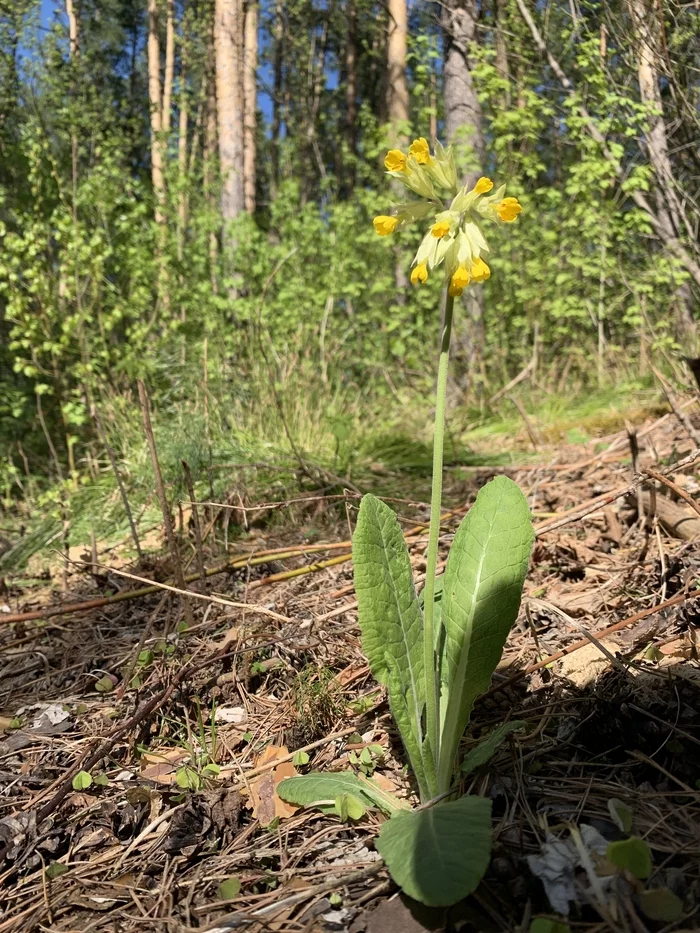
left=140, top=747, right=189, bottom=784
left=247, top=746, right=299, bottom=824
left=0, top=716, right=15, bottom=732
left=558, top=641, right=619, bottom=688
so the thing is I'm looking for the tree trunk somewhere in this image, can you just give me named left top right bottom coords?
left=345, top=0, right=358, bottom=189
left=270, top=0, right=284, bottom=200
left=442, top=0, right=485, bottom=177
left=386, top=0, right=409, bottom=138
left=65, top=0, right=78, bottom=56
left=214, top=0, right=245, bottom=229
left=162, top=0, right=175, bottom=136
left=243, top=0, right=258, bottom=214
left=442, top=0, right=486, bottom=395
left=147, top=0, right=165, bottom=224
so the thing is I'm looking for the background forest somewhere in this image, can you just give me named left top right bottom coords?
left=1, top=0, right=700, bottom=559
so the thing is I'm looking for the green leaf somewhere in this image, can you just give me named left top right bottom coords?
left=277, top=771, right=408, bottom=816
left=376, top=795, right=492, bottom=906
left=607, top=798, right=633, bottom=833
left=529, top=919, right=570, bottom=933
left=93, top=773, right=109, bottom=787
left=292, top=750, right=310, bottom=766
left=638, top=888, right=683, bottom=922
left=461, top=721, right=525, bottom=776
left=45, top=862, right=70, bottom=880
left=72, top=770, right=93, bottom=791
left=606, top=837, right=651, bottom=879
left=217, top=877, right=241, bottom=900
left=335, top=793, right=366, bottom=820
left=353, top=494, right=433, bottom=797
left=437, top=477, right=533, bottom=790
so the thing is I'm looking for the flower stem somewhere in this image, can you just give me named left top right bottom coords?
left=423, top=291, right=454, bottom=788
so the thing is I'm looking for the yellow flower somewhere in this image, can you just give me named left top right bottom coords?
left=373, top=215, right=398, bottom=236
left=410, top=262, right=429, bottom=285
left=431, top=220, right=451, bottom=239
left=495, top=197, right=522, bottom=222
left=409, top=137, right=432, bottom=165
left=474, top=177, right=493, bottom=194
left=385, top=149, right=408, bottom=172
left=471, top=257, right=490, bottom=281
left=451, top=266, right=470, bottom=289
left=448, top=284, right=463, bottom=297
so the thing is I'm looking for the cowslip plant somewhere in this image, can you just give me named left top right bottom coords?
left=279, top=138, right=533, bottom=907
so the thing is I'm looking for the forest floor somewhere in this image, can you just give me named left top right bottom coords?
left=1, top=398, right=700, bottom=933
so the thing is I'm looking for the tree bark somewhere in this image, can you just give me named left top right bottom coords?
left=162, top=0, right=175, bottom=136
left=270, top=0, right=284, bottom=200
left=243, top=0, right=258, bottom=214
left=442, top=0, right=485, bottom=177
left=442, top=0, right=486, bottom=394
left=345, top=0, right=358, bottom=188
left=386, top=0, right=409, bottom=138
left=147, top=0, right=165, bottom=225
left=214, top=0, right=245, bottom=228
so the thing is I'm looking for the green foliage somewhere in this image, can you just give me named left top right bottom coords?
left=606, top=837, right=652, bottom=880
left=375, top=796, right=492, bottom=907
left=279, top=477, right=533, bottom=906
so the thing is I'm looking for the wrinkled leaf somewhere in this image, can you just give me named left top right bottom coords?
left=278, top=770, right=407, bottom=816
left=606, top=837, right=651, bottom=879
left=438, top=477, right=533, bottom=790
left=353, top=494, right=433, bottom=796
left=461, top=721, right=525, bottom=776
left=376, top=796, right=492, bottom=906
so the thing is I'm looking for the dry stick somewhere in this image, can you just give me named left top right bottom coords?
left=626, top=419, right=644, bottom=524
left=488, top=589, right=693, bottom=698
left=92, top=404, right=143, bottom=559
left=488, top=359, right=534, bottom=406
left=0, top=506, right=454, bottom=626
left=506, top=394, right=540, bottom=450
left=182, top=459, right=208, bottom=587
left=137, top=379, right=193, bottom=627
left=652, top=366, right=700, bottom=446
left=646, top=466, right=700, bottom=519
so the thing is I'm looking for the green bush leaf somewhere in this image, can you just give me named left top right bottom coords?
left=606, top=837, right=651, bottom=879
left=45, top=862, right=70, bottom=880
left=217, top=877, right=241, bottom=900
left=437, top=477, right=533, bottom=790
left=461, top=721, right=525, bottom=776
left=72, top=770, right=93, bottom=791
left=277, top=771, right=408, bottom=815
left=353, top=494, right=433, bottom=797
left=376, top=796, right=492, bottom=906
left=638, top=888, right=683, bottom=922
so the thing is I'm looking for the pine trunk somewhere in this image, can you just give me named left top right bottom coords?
left=386, top=0, right=409, bottom=138
left=214, top=0, right=245, bottom=228
left=243, top=0, right=258, bottom=214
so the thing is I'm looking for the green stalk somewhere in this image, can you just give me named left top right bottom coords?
left=422, top=290, right=454, bottom=791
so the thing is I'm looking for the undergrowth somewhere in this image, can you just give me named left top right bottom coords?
left=0, top=370, right=666, bottom=574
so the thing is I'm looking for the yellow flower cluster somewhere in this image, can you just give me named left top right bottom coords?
left=373, top=138, right=523, bottom=296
